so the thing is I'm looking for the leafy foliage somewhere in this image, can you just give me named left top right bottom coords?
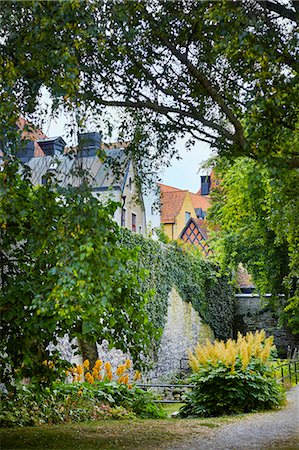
left=0, top=161, right=158, bottom=391
left=1, top=1, right=297, bottom=174
left=209, top=157, right=299, bottom=333
left=180, top=331, right=285, bottom=417
left=0, top=380, right=165, bottom=427
left=120, top=230, right=234, bottom=341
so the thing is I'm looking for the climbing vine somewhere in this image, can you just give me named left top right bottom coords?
left=120, top=230, right=234, bottom=341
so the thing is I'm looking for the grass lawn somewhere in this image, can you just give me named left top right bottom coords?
left=1, top=412, right=238, bottom=450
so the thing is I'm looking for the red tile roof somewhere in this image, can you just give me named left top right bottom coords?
left=158, top=183, right=182, bottom=193
left=190, top=192, right=210, bottom=211
left=17, top=117, right=47, bottom=156
left=160, top=189, right=188, bottom=223
left=159, top=182, right=211, bottom=224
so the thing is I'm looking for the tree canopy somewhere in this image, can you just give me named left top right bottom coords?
left=209, top=156, right=299, bottom=334
left=0, top=163, right=158, bottom=390
left=0, top=0, right=298, bottom=383
left=1, top=0, right=298, bottom=172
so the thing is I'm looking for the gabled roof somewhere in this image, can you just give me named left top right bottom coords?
left=180, top=217, right=211, bottom=256
left=27, top=148, right=129, bottom=192
left=159, top=182, right=211, bottom=224
left=158, top=183, right=182, bottom=193
left=160, top=188, right=188, bottom=223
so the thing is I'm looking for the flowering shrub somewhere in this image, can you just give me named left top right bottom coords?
left=67, top=358, right=141, bottom=387
left=180, top=331, right=285, bottom=417
left=1, top=360, right=164, bottom=427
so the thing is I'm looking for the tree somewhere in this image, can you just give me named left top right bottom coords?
left=209, top=156, right=299, bottom=334
left=0, top=162, right=158, bottom=390
left=1, top=0, right=298, bottom=173
left=1, top=0, right=298, bottom=378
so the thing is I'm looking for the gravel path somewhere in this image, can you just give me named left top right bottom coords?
left=166, top=385, right=299, bottom=450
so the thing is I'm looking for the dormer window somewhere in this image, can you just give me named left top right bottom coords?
left=185, top=211, right=191, bottom=223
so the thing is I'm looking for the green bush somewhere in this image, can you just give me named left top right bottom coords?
left=180, top=331, right=286, bottom=417
left=0, top=381, right=165, bottom=427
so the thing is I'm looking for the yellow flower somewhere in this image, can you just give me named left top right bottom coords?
left=78, top=389, right=83, bottom=396
left=94, top=359, right=103, bottom=369
left=88, top=375, right=94, bottom=384
left=125, top=359, right=132, bottom=369
left=42, top=360, right=48, bottom=366
left=98, top=373, right=103, bottom=381
left=92, top=369, right=98, bottom=379
left=106, top=370, right=113, bottom=381
left=116, top=365, right=126, bottom=376
left=83, top=359, right=90, bottom=369
left=128, top=384, right=132, bottom=390
left=104, top=361, right=111, bottom=371
left=133, top=371, right=141, bottom=381
left=77, top=365, right=83, bottom=375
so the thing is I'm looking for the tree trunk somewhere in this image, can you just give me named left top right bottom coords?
left=78, top=339, right=98, bottom=367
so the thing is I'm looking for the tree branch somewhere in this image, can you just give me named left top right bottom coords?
left=157, top=36, right=245, bottom=148
left=85, top=89, right=235, bottom=142
left=256, top=0, right=298, bottom=24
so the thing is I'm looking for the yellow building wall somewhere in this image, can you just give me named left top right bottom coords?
left=163, top=223, right=174, bottom=241
left=163, top=192, right=197, bottom=240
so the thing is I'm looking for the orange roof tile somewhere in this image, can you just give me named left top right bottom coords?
left=17, top=117, right=47, bottom=156
left=160, top=189, right=188, bottom=223
left=158, top=183, right=182, bottom=193
left=190, top=192, right=211, bottom=211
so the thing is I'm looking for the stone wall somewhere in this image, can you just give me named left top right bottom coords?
left=148, top=287, right=214, bottom=380
left=234, top=294, right=299, bottom=358
left=53, top=287, right=214, bottom=381
left=53, top=291, right=299, bottom=379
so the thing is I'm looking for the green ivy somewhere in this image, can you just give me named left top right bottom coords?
left=120, top=230, right=234, bottom=341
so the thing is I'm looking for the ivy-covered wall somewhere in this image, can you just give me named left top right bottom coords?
left=120, top=230, right=234, bottom=341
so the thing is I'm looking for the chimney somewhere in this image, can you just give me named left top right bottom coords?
left=37, top=137, right=66, bottom=156
left=18, top=140, right=35, bottom=163
left=78, top=132, right=102, bottom=157
left=200, top=175, right=211, bottom=195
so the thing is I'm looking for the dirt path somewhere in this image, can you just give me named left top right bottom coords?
left=165, top=386, right=299, bottom=450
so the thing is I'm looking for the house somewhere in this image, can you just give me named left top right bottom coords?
left=17, top=126, right=146, bottom=235
left=159, top=176, right=211, bottom=253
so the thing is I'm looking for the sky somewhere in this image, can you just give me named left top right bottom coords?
left=161, top=138, right=212, bottom=193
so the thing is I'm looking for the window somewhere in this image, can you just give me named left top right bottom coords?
left=132, top=213, right=136, bottom=232
left=139, top=225, right=142, bottom=234
left=41, top=175, right=47, bottom=186
left=128, top=177, right=132, bottom=192
left=121, top=208, right=126, bottom=227
left=185, top=211, right=191, bottom=223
